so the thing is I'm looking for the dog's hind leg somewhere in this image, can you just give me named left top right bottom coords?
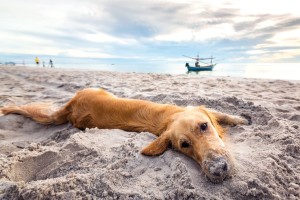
left=1, top=103, right=70, bottom=125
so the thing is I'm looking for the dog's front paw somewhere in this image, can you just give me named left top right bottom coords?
left=240, top=114, right=252, bottom=125
left=228, top=115, right=250, bottom=126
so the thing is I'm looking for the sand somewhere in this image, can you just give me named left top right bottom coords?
left=0, top=65, right=299, bottom=199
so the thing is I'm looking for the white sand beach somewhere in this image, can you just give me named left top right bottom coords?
left=0, top=65, right=299, bottom=199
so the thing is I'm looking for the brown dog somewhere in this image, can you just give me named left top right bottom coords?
left=1, top=88, right=247, bottom=183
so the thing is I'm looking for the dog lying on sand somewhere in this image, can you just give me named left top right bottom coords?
left=1, top=88, right=248, bottom=183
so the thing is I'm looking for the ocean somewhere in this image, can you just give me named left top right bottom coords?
left=1, top=54, right=299, bottom=80
left=18, top=62, right=300, bottom=81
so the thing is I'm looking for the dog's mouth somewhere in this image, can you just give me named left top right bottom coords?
left=201, top=154, right=233, bottom=184
left=205, top=175, right=227, bottom=184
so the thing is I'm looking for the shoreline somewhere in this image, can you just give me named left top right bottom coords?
left=0, top=65, right=299, bottom=199
left=2, top=63, right=300, bottom=81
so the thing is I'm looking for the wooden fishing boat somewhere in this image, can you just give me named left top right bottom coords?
left=183, top=54, right=216, bottom=72
left=185, top=63, right=215, bottom=71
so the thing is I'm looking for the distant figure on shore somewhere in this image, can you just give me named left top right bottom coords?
left=43, top=61, right=45, bottom=68
left=35, top=57, right=39, bottom=66
left=49, top=59, right=53, bottom=68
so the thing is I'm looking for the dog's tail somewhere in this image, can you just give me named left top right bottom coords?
left=0, top=103, right=70, bottom=125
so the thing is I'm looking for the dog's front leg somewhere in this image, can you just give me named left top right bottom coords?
left=208, top=109, right=250, bottom=126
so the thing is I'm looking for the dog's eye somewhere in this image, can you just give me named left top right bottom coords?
left=181, top=141, right=190, bottom=148
left=199, top=123, right=208, bottom=132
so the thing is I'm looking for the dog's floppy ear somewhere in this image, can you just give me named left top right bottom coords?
left=141, top=132, right=170, bottom=156
left=198, top=106, right=225, bottom=138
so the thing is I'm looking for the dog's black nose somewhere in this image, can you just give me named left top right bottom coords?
left=212, top=162, right=228, bottom=177
left=207, top=157, right=230, bottom=178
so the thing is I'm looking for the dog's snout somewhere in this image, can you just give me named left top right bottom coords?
left=209, top=158, right=229, bottom=176
left=202, top=155, right=232, bottom=183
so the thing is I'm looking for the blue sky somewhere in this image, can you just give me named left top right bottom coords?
left=1, top=0, right=300, bottom=63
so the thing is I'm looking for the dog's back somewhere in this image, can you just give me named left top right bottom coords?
left=66, top=88, right=181, bottom=132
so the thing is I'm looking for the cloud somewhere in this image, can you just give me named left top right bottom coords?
left=0, top=0, right=300, bottom=62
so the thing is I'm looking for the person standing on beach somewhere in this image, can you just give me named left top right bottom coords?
left=49, top=59, right=53, bottom=68
left=35, top=57, right=39, bottom=66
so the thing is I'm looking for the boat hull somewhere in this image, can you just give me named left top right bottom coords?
left=186, top=64, right=215, bottom=71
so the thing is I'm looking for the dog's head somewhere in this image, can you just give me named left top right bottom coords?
left=141, top=106, right=234, bottom=183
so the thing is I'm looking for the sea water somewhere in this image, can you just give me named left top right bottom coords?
left=24, top=62, right=300, bottom=81
left=1, top=54, right=300, bottom=80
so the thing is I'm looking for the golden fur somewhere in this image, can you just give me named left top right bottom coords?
left=1, top=88, right=247, bottom=183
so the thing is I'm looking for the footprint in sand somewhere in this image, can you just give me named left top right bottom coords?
left=6, top=151, right=60, bottom=182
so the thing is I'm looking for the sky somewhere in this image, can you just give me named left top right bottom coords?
left=0, top=0, right=300, bottom=63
